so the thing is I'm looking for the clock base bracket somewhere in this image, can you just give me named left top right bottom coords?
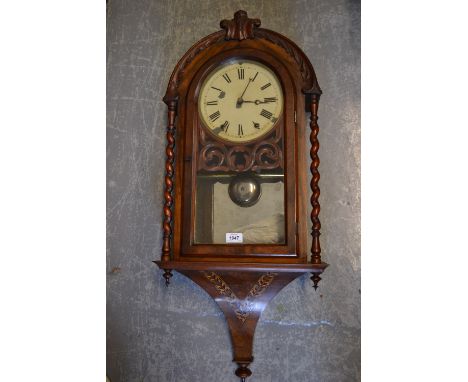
left=153, top=262, right=328, bottom=381
left=176, top=269, right=311, bottom=381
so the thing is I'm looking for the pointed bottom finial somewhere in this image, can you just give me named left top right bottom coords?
left=311, top=272, right=321, bottom=290
left=163, top=269, right=173, bottom=286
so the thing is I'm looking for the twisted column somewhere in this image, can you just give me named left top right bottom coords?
left=161, top=99, right=177, bottom=286
left=309, top=94, right=322, bottom=290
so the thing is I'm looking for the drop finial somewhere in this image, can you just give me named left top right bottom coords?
left=311, top=272, right=322, bottom=290
left=235, top=363, right=252, bottom=381
left=163, top=269, right=173, bottom=286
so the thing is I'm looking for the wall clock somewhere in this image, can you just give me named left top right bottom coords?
left=155, top=10, right=327, bottom=381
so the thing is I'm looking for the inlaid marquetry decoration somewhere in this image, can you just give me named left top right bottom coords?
left=203, top=271, right=278, bottom=322
left=154, top=10, right=328, bottom=381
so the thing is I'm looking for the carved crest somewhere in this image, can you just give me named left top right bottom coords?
left=220, top=10, right=261, bottom=41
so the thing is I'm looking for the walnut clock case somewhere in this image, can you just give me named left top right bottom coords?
left=155, top=11, right=327, bottom=381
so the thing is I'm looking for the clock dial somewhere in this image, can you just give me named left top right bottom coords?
left=198, top=60, right=283, bottom=143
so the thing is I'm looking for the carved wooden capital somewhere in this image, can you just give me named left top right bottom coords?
left=220, top=10, right=261, bottom=41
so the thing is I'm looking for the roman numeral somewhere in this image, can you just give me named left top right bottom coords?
left=264, top=97, right=277, bottom=103
left=206, top=100, right=218, bottom=105
left=209, top=110, right=221, bottom=122
left=222, top=73, right=231, bottom=83
left=260, top=82, right=271, bottom=91
left=260, top=109, right=273, bottom=120
left=252, top=72, right=259, bottom=82
left=238, top=124, right=243, bottom=136
left=252, top=121, right=260, bottom=129
left=238, top=68, right=244, bottom=80
left=221, top=120, right=230, bottom=132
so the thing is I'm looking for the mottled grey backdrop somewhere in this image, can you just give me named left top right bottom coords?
left=106, top=0, right=360, bottom=381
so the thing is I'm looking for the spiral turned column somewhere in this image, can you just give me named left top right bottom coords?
left=309, top=93, right=322, bottom=290
left=161, top=99, right=177, bottom=286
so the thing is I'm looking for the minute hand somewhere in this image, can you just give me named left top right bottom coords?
left=236, top=78, right=254, bottom=107
left=240, top=78, right=253, bottom=99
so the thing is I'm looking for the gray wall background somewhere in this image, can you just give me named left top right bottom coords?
left=106, top=0, right=360, bottom=381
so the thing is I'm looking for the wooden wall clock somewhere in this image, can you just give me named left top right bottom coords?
left=155, top=10, right=327, bottom=381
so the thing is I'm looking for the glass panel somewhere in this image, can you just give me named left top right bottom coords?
left=194, top=170, right=285, bottom=244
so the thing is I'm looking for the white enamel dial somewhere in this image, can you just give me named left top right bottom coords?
left=198, top=60, right=283, bottom=143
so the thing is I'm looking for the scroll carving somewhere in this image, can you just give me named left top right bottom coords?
left=164, top=32, right=224, bottom=102
left=199, top=143, right=229, bottom=172
left=220, top=10, right=261, bottom=41
left=203, top=271, right=278, bottom=323
left=255, top=29, right=321, bottom=94
left=226, top=146, right=255, bottom=172
left=175, top=34, right=222, bottom=88
left=252, top=141, right=283, bottom=171
left=198, top=125, right=283, bottom=172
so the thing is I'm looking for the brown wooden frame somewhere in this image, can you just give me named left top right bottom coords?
left=155, top=11, right=327, bottom=381
left=160, top=25, right=324, bottom=267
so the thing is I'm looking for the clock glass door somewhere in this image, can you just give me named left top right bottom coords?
left=194, top=60, right=286, bottom=245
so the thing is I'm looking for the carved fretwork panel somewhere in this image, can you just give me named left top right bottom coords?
left=197, top=121, right=284, bottom=173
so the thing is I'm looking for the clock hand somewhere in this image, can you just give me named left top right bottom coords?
left=236, top=77, right=253, bottom=108
left=240, top=78, right=253, bottom=99
left=242, top=99, right=276, bottom=105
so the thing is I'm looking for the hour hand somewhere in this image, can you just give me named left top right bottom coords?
left=243, top=97, right=278, bottom=105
